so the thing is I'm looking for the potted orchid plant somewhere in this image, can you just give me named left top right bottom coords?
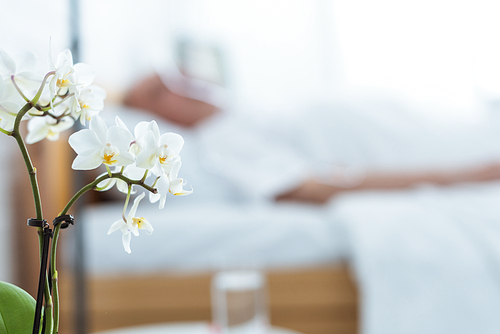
left=0, top=46, right=192, bottom=334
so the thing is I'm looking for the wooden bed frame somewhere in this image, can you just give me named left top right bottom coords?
left=58, top=266, right=358, bottom=334
left=12, top=131, right=359, bottom=334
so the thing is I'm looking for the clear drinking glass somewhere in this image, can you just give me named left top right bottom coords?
left=211, top=270, right=269, bottom=334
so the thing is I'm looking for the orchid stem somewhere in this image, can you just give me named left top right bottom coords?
left=140, top=170, right=149, bottom=183
left=39, top=92, right=74, bottom=112
left=11, top=102, right=43, bottom=219
left=60, top=173, right=158, bottom=215
left=11, top=101, right=51, bottom=332
left=0, top=127, right=12, bottom=135
left=32, top=71, right=55, bottom=106
left=123, top=185, right=132, bottom=221
left=10, top=75, right=30, bottom=103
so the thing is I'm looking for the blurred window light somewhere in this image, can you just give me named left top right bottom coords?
left=78, top=0, right=500, bottom=120
left=332, top=0, right=500, bottom=119
left=0, top=0, right=69, bottom=70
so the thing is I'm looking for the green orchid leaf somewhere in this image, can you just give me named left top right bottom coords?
left=0, top=281, right=36, bottom=334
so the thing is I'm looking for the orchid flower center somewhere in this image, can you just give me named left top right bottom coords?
left=157, top=145, right=173, bottom=165
left=129, top=141, right=141, bottom=157
left=132, top=217, right=147, bottom=229
left=56, top=78, right=71, bottom=88
left=47, top=129, right=57, bottom=138
left=101, top=143, right=120, bottom=165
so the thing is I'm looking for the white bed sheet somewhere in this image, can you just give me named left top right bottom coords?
left=82, top=200, right=347, bottom=275
left=331, top=181, right=500, bottom=334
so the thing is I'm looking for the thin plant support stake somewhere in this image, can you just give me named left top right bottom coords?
left=29, top=218, right=51, bottom=334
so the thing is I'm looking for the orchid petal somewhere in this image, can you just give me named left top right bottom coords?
left=169, top=177, right=193, bottom=196
left=157, top=176, right=170, bottom=209
left=0, top=101, right=19, bottom=113
left=50, top=117, right=74, bottom=132
left=0, top=75, right=5, bottom=100
left=96, top=177, right=117, bottom=192
left=86, top=85, right=106, bottom=99
left=128, top=192, right=145, bottom=219
left=159, top=132, right=184, bottom=155
left=131, top=226, right=139, bottom=237
left=116, top=179, right=134, bottom=194
left=25, top=117, right=70, bottom=144
left=135, top=132, right=158, bottom=169
left=89, top=115, right=107, bottom=144
left=149, top=192, right=160, bottom=204
left=25, top=122, right=49, bottom=144
left=173, top=187, right=193, bottom=196
left=122, top=231, right=132, bottom=253
left=107, top=126, right=134, bottom=152
left=138, top=218, right=154, bottom=234
left=14, top=71, right=43, bottom=92
left=134, top=121, right=150, bottom=139
left=159, top=193, right=168, bottom=208
left=81, top=97, right=104, bottom=111
left=56, top=50, right=73, bottom=70
left=169, top=160, right=182, bottom=179
left=107, top=219, right=124, bottom=235
left=148, top=121, right=160, bottom=145
left=71, top=151, right=102, bottom=170
left=136, top=151, right=157, bottom=171
left=115, top=116, right=131, bottom=134
left=69, top=129, right=102, bottom=155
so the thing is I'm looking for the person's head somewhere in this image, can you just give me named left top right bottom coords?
left=124, top=73, right=219, bottom=127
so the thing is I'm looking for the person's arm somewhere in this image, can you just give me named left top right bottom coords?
left=124, top=74, right=219, bottom=127
left=276, top=163, right=500, bottom=204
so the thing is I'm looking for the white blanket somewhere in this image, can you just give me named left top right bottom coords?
left=82, top=201, right=346, bottom=275
left=332, top=182, right=500, bottom=334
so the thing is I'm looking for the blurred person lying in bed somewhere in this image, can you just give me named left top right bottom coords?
left=123, top=73, right=500, bottom=204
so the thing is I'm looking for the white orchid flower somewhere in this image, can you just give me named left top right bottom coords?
left=26, top=115, right=74, bottom=144
left=70, top=85, right=106, bottom=125
left=135, top=120, right=184, bottom=175
left=149, top=175, right=169, bottom=209
left=0, top=49, right=42, bottom=92
left=96, top=163, right=149, bottom=194
left=68, top=115, right=135, bottom=170
left=149, top=159, right=192, bottom=209
left=107, top=192, right=153, bottom=253
left=168, top=160, right=193, bottom=196
left=133, top=120, right=157, bottom=139
left=49, top=48, right=95, bottom=100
